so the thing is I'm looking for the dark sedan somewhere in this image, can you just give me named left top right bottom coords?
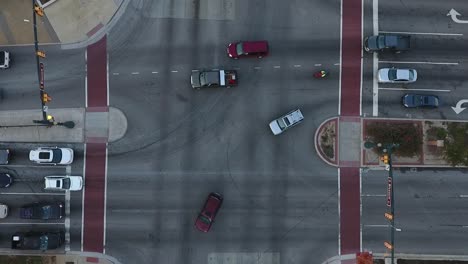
left=20, top=202, right=65, bottom=220
left=402, top=94, right=439, bottom=108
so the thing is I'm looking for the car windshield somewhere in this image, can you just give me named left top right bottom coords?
left=277, top=119, right=287, bottom=129
left=408, top=71, right=414, bottom=79
left=39, top=235, right=48, bottom=250
left=39, top=205, right=51, bottom=218
left=199, top=215, right=211, bottom=224
left=378, top=37, right=385, bottom=47
left=0, top=52, right=5, bottom=64
left=236, top=43, right=244, bottom=55
left=51, top=149, right=62, bottom=163
left=61, top=178, right=71, bottom=189
left=388, top=69, right=397, bottom=80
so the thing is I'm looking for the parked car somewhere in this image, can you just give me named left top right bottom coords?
left=195, top=192, right=223, bottom=232
left=364, top=35, right=410, bottom=53
left=227, top=41, right=269, bottom=59
left=378, top=68, right=417, bottom=83
left=44, top=176, right=83, bottom=191
left=0, top=51, right=10, bottom=69
left=0, top=173, right=12, bottom=188
left=11, top=231, right=63, bottom=250
left=20, top=202, right=65, bottom=220
left=0, top=149, right=10, bottom=165
left=269, top=109, right=304, bottom=135
left=0, top=203, right=8, bottom=218
left=29, top=147, right=74, bottom=165
left=402, top=94, right=439, bottom=108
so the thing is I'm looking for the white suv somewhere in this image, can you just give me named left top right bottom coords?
left=44, top=176, right=83, bottom=191
left=29, top=147, right=74, bottom=165
left=269, top=109, right=304, bottom=135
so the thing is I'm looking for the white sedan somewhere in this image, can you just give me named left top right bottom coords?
left=378, top=68, right=417, bottom=83
left=29, top=147, right=74, bottom=165
left=44, top=176, right=83, bottom=191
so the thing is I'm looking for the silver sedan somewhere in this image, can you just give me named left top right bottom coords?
left=378, top=68, right=417, bottom=83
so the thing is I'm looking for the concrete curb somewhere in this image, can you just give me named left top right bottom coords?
left=66, top=251, right=123, bottom=264
left=314, top=116, right=339, bottom=167
left=60, top=0, right=131, bottom=50
left=108, top=107, right=127, bottom=143
left=322, top=253, right=468, bottom=264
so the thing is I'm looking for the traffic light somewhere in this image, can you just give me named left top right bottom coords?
left=34, top=4, right=44, bottom=17
left=380, top=154, right=389, bottom=164
left=36, top=51, right=46, bottom=58
left=42, top=93, right=51, bottom=103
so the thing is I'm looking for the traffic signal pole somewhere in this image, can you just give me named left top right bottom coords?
left=32, top=0, right=47, bottom=122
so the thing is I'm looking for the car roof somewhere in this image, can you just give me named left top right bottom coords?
left=242, top=41, right=268, bottom=53
left=203, top=193, right=222, bottom=216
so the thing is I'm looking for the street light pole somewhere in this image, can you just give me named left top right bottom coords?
left=32, top=0, right=47, bottom=121
left=385, top=143, right=399, bottom=264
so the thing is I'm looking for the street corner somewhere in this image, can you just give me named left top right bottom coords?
left=43, top=0, right=118, bottom=45
left=0, top=0, right=58, bottom=45
left=315, top=116, right=339, bottom=167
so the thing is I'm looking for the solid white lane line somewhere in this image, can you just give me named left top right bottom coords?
left=379, top=61, right=459, bottom=65
left=372, top=52, right=378, bottom=116
left=85, top=50, right=88, bottom=108
left=0, top=192, right=65, bottom=196
left=107, top=55, right=110, bottom=106
left=378, top=87, right=451, bottom=92
left=379, top=31, right=463, bottom=36
left=81, top=144, right=86, bottom=252
left=337, top=168, right=341, bottom=255
left=103, top=145, right=109, bottom=254
left=359, top=168, right=363, bottom=252
left=362, top=194, right=386, bottom=197
left=364, top=224, right=388, bottom=228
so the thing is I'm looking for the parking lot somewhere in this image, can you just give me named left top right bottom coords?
left=0, top=143, right=83, bottom=251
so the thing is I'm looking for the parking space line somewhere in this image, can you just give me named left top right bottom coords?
left=379, top=87, right=451, bottom=92
left=379, top=61, right=459, bottom=65
left=0, top=165, right=67, bottom=169
left=0, top=192, right=65, bottom=195
left=0, top=222, right=65, bottom=225
left=379, top=31, right=463, bottom=36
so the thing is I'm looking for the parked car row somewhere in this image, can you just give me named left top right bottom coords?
left=0, top=201, right=65, bottom=219
left=365, top=34, right=440, bottom=109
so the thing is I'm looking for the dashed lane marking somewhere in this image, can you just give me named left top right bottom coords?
left=362, top=194, right=386, bottom=197
left=112, top=73, right=119, bottom=75
left=273, top=66, right=280, bottom=68
left=314, top=64, right=322, bottom=66
left=131, top=72, right=139, bottom=75
left=171, top=70, right=178, bottom=73
left=293, top=65, right=301, bottom=67
left=152, top=71, right=158, bottom=74
left=0, top=222, right=65, bottom=225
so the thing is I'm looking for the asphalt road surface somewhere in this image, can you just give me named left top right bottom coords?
left=105, top=0, right=341, bottom=263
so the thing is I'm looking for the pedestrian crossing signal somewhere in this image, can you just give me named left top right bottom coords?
left=42, top=93, right=51, bottom=103
left=34, top=5, right=44, bottom=17
left=36, top=51, right=46, bottom=58
left=380, top=154, right=389, bottom=164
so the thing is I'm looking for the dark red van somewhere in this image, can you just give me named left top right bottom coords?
left=227, top=41, right=269, bottom=59
left=195, top=192, right=223, bottom=232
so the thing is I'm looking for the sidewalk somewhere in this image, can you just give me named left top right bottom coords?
left=321, top=253, right=468, bottom=264
left=0, top=107, right=127, bottom=143
left=0, top=251, right=122, bottom=264
left=0, top=0, right=128, bottom=48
